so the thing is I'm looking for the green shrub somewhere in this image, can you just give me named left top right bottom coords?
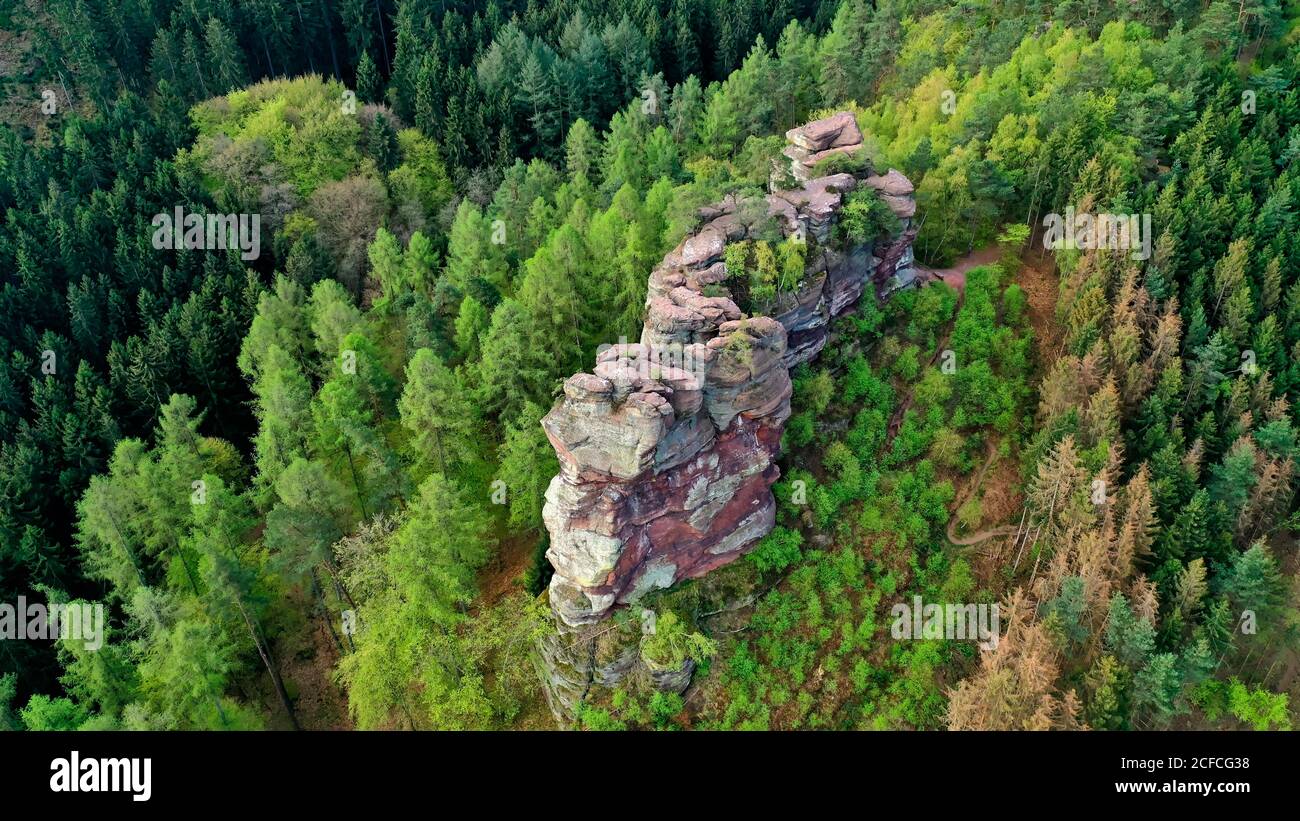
left=641, top=612, right=717, bottom=670
left=748, top=527, right=804, bottom=574
left=840, top=188, right=901, bottom=244
left=577, top=704, right=627, bottom=731
left=784, top=411, right=815, bottom=449
left=1002, top=283, right=1027, bottom=326
left=1227, top=678, right=1291, bottom=730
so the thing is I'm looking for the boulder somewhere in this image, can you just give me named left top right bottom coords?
left=863, top=168, right=915, bottom=197
left=785, top=110, right=863, bottom=152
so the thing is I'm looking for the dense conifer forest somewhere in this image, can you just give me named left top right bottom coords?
left=1, top=0, right=1298, bottom=733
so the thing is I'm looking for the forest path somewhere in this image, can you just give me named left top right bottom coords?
left=478, top=530, right=538, bottom=607
left=933, top=240, right=1062, bottom=550
left=946, top=440, right=1020, bottom=546
left=883, top=244, right=1012, bottom=447
left=916, top=240, right=1062, bottom=364
left=914, top=245, right=1002, bottom=292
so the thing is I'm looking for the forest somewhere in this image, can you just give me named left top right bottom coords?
left=0, top=0, right=1298, bottom=732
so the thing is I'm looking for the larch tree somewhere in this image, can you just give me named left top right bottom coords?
left=496, top=402, right=557, bottom=531
left=475, top=298, right=549, bottom=421
left=398, top=348, right=477, bottom=478
left=249, top=345, right=314, bottom=509
left=186, top=474, right=300, bottom=729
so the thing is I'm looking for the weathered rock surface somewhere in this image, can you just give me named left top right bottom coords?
left=782, top=111, right=868, bottom=182
left=787, top=111, right=863, bottom=152
left=542, top=319, right=790, bottom=628
left=535, top=112, right=918, bottom=722
left=863, top=169, right=921, bottom=294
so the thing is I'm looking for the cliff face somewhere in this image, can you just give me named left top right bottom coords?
left=536, top=112, right=917, bottom=720
left=543, top=317, right=792, bottom=627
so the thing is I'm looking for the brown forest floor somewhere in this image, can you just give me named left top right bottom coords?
left=252, top=584, right=353, bottom=730
left=478, top=530, right=538, bottom=606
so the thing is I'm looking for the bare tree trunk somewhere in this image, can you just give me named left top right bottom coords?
left=344, top=444, right=369, bottom=520
left=297, top=3, right=317, bottom=74
left=322, top=562, right=357, bottom=653
left=235, top=595, right=301, bottom=730
left=373, top=0, right=391, bottom=73
left=311, top=569, right=345, bottom=654
left=261, top=34, right=276, bottom=77
left=324, top=559, right=358, bottom=611
left=319, top=0, right=342, bottom=78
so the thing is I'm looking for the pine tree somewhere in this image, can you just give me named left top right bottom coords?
left=1083, top=654, right=1127, bottom=731
left=1208, top=438, right=1260, bottom=523
left=1156, top=488, right=1211, bottom=564
left=1173, top=559, right=1208, bottom=624
left=1130, top=653, right=1182, bottom=726
left=519, top=50, right=560, bottom=152
left=1114, top=465, right=1157, bottom=576
left=367, top=112, right=400, bottom=174
left=1220, top=542, right=1285, bottom=619
left=1179, top=635, right=1216, bottom=688
left=1259, top=255, right=1283, bottom=314
left=1104, top=594, right=1156, bottom=670
left=947, top=592, right=1071, bottom=730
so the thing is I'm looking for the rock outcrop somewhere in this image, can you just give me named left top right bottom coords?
left=535, top=113, right=918, bottom=721
left=782, top=111, right=865, bottom=183
left=542, top=320, right=791, bottom=628
left=863, top=169, right=920, bottom=294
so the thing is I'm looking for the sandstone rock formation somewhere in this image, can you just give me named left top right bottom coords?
left=542, top=320, right=790, bottom=628
left=864, top=168, right=920, bottom=294
left=782, top=110, right=865, bottom=182
left=535, top=112, right=918, bottom=721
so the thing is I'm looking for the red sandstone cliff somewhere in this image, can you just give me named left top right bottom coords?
left=536, top=112, right=918, bottom=719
